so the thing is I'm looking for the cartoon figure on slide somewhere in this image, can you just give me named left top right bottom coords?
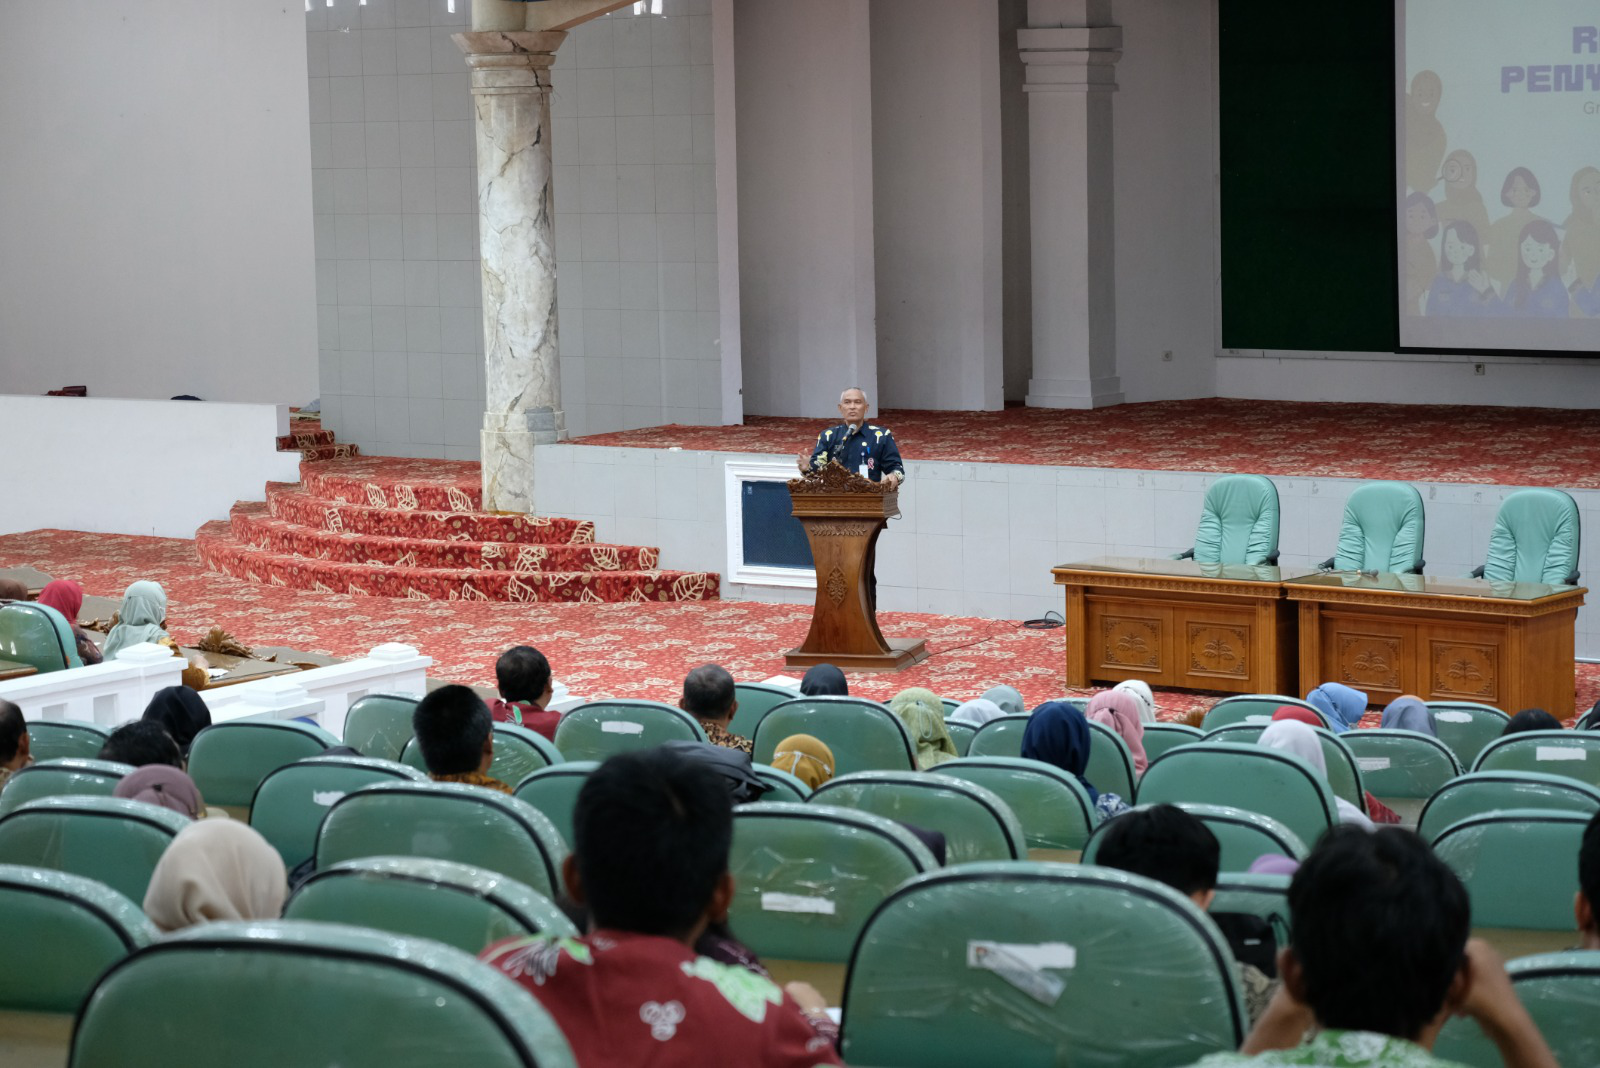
left=1403, top=192, right=1439, bottom=316
left=1425, top=220, right=1495, bottom=318
left=1487, top=167, right=1546, bottom=291
left=1434, top=150, right=1491, bottom=252
left=1405, top=70, right=1447, bottom=195
left=1560, top=166, right=1600, bottom=301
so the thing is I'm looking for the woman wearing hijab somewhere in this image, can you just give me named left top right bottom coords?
left=1379, top=695, right=1437, bottom=737
left=1257, top=720, right=1374, bottom=830
left=949, top=698, right=1007, bottom=730
left=36, top=579, right=101, bottom=665
left=1021, top=701, right=1130, bottom=820
left=770, top=734, right=835, bottom=791
left=1304, top=682, right=1368, bottom=734
left=1112, top=679, right=1157, bottom=725
left=1271, top=706, right=1324, bottom=729
left=142, top=685, right=212, bottom=757
left=113, top=765, right=205, bottom=820
left=1272, top=707, right=1400, bottom=824
left=887, top=688, right=959, bottom=770
left=102, top=580, right=172, bottom=661
left=143, top=821, right=288, bottom=932
left=980, top=685, right=1025, bottom=718
left=798, top=664, right=848, bottom=697
left=1085, top=689, right=1149, bottom=775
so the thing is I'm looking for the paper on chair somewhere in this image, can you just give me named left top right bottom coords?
left=601, top=720, right=645, bottom=735
left=761, top=892, right=836, bottom=915
left=1536, top=747, right=1586, bottom=762
left=1435, top=711, right=1474, bottom=723
left=1357, top=757, right=1391, bottom=772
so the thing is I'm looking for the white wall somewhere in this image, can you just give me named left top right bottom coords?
left=0, top=0, right=317, bottom=406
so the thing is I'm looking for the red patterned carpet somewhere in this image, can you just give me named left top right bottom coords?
left=573, top=399, right=1600, bottom=487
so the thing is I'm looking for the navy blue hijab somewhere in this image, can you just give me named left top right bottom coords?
left=1021, top=701, right=1097, bottom=801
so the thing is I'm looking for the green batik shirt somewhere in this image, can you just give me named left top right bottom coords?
left=1191, top=1030, right=1472, bottom=1068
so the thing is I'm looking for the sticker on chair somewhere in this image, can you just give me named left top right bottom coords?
left=1536, top=747, right=1586, bottom=761
left=760, top=892, right=836, bottom=915
left=967, top=941, right=1073, bottom=1005
left=1435, top=711, right=1474, bottom=723
left=1357, top=758, right=1391, bottom=772
left=601, top=721, right=645, bottom=735
left=312, top=791, right=345, bottom=806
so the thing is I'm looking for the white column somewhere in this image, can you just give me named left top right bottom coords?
left=1021, top=1, right=1124, bottom=409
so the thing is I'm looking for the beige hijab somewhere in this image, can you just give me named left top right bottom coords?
left=143, top=821, right=287, bottom=933
left=770, top=733, right=836, bottom=790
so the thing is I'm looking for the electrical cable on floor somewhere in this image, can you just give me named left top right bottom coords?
left=1020, top=611, right=1064, bottom=630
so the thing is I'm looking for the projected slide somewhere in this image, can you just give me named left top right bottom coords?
left=1399, top=1, right=1600, bottom=351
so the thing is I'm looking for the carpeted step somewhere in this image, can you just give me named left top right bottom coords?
left=228, top=502, right=656, bottom=572
left=275, top=428, right=337, bottom=450
left=264, top=482, right=595, bottom=545
left=296, top=442, right=360, bottom=461
left=301, top=457, right=482, bottom=512
left=196, top=523, right=718, bottom=603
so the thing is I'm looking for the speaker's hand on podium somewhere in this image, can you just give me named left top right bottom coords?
left=884, top=471, right=902, bottom=490
left=796, top=450, right=813, bottom=473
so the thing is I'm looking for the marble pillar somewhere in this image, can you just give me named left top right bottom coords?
left=1020, top=2, right=1124, bottom=409
left=455, top=30, right=568, bottom=513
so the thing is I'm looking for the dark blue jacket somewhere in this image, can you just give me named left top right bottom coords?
left=806, top=423, right=905, bottom=482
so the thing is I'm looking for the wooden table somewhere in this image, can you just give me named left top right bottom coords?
left=0, top=659, right=38, bottom=681
left=1284, top=572, right=1587, bottom=715
left=1052, top=558, right=1310, bottom=695
left=185, top=650, right=305, bottom=689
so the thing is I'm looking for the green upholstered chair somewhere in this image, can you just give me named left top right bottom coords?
left=315, top=781, right=568, bottom=898
left=1340, top=728, right=1461, bottom=799
left=940, top=698, right=961, bottom=715
left=1203, top=695, right=1326, bottom=732
left=1434, top=952, right=1600, bottom=1068
left=751, top=697, right=917, bottom=775
left=1417, top=771, right=1600, bottom=843
left=839, top=863, right=1246, bottom=1067
left=25, top=721, right=111, bottom=763
left=1082, top=802, right=1308, bottom=871
left=340, top=693, right=419, bottom=762
left=730, top=682, right=797, bottom=740
left=1143, top=723, right=1203, bottom=763
left=809, top=772, right=1024, bottom=864
left=1471, top=730, right=1600, bottom=787
left=248, top=755, right=427, bottom=871
left=751, top=763, right=811, bottom=803
left=931, top=757, right=1096, bottom=853
left=551, top=700, right=706, bottom=762
left=965, top=715, right=1029, bottom=759
left=1175, top=474, right=1281, bottom=566
left=511, top=762, right=598, bottom=847
left=1137, top=742, right=1338, bottom=850
left=1202, top=723, right=1366, bottom=811
left=0, top=797, right=187, bottom=903
left=1472, top=488, right=1581, bottom=585
left=727, top=803, right=937, bottom=964
left=1430, top=808, right=1588, bottom=930
left=0, top=863, right=157, bottom=1013
left=0, top=758, right=134, bottom=817
left=1211, top=873, right=1292, bottom=937
left=68, top=921, right=578, bottom=1068
left=400, top=723, right=564, bottom=785
left=1321, top=480, right=1426, bottom=574
left=0, top=601, right=82, bottom=674
left=946, top=721, right=977, bottom=757
left=1578, top=703, right=1600, bottom=731
left=1085, top=720, right=1136, bottom=799
left=188, top=720, right=338, bottom=811
left=284, top=856, right=578, bottom=955
left=1427, top=702, right=1510, bottom=768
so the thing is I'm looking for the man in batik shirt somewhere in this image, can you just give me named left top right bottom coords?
left=795, top=387, right=905, bottom=488
left=679, top=663, right=752, bottom=755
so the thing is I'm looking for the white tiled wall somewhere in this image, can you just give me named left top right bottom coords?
left=309, top=0, right=720, bottom=458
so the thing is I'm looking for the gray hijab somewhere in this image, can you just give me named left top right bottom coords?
left=981, top=685, right=1025, bottom=718
left=1380, top=695, right=1436, bottom=737
left=103, top=581, right=170, bottom=661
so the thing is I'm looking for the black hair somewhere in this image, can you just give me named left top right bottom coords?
left=0, top=700, right=25, bottom=764
left=1503, top=708, right=1563, bottom=735
left=412, top=685, right=492, bottom=776
left=572, top=748, right=733, bottom=938
left=141, top=685, right=212, bottom=755
left=496, top=645, right=552, bottom=705
left=98, top=721, right=183, bottom=769
left=1289, top=827, right=1469, bottom=1039
left=681, top=664, right=735, bottom=720
left=1094, top=804, right=1220, bottom=897
left=1581, top=810, right=1600, bottom=929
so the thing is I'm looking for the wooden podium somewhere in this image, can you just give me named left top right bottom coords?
left=784, top=463, right=929, bottom=672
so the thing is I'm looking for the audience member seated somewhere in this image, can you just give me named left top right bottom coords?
left=490, top=644, right=560, bottom=740
left=1022, top=700, right=1131, bottom=819
left=1257, top=721, right=1375, bottom=830
left=142, top=684, right=213, bottom=758
left=1270, top=709, right=1399, bottom=825
left=113, top=764, right=205, bottom=819
left=1095, top=804, right=1278, bottom=1026
left=799, top=663, right=848, bottom=697
left=1114, top=678, right=1158, bottom=724
left=981, top=684, right=1025, bottom=717
left=481, top=748, right=844, bottom=1067
left=659, top=740, right=769, bottom=804
left=949, top=698, right=1006, bottom=730
left=1577, top=810, right=1599, bottom=951
left=98, top=721, right=183, bottom=769
left=680, top=664, right=752, bottom=755
left=1504, top=708, right=1563, bottom=735
left=0, top=578, right=28, bottom=601
left=1271, top=706, right=1322, bottom=728
left=770, top=734, right=835, bottom=789
left=889, top=688, right=959, bottom=770
left=143, top=821, right=288, bottom=933
left=1193, top=827, right=1557, bottom=1068
left=0, top=699, right=30, bottom=790
left=1087, top=689, right=1149, bottom=775
left=1305, top=682, right=1367, bottom=734
left=1379, top=695, right=1437, bottom=736
left=103, top=580, right=209, bottom=687
left=36, top=579, right=101, bottom=665
left=413, top=684, right=511, bottom=793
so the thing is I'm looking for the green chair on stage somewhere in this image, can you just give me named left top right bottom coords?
left=752, top=697, right=917, bottom=775
left=0, top=863, right=157, bottom=1013
left=341, top=693, right=420, bottom=762
left=809, top=771, right=1025, bottom=864
left=1319, top=480, right=1426, bottom=573
left=1417, top=770, right=1600, bottom=843
left=1175, top=474, right=1280, bottom=566
left=0, top=758, right=133, bottom=817
left=248, top=755, right=427, bottom=871
left=1471, top=488, right=1580, bottom=585
left=931, top=756, right=1096, bottom=854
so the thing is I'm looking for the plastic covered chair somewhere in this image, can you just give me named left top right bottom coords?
left=0, top=796, right=187, bottom=902
left=751, top=697, right=917, bottom=774
left=1320, top=481, right=1425, bottom=574
left=727, top=802, right=937, bottom=964
left=1143, top=724, right=1203, bottom=763
left=1175, top=474, right=1280, bottom=566
left=1211, top=872, right=1292, bottom=937
left=809, top=771, right=1024, bottom=864
left=248, top=755, right=427, bottom=871
left=1417, top=771, right=1600, bottom=843
left=0, top=601, right=83, bottom=674
left=552, top=700, right=706, bottom=762
left=0, top=758, right=134, bottom=817
left=315, top=781, right=568, bottom=898
left=284, top=856, right=578, bottom=955
left=68, top=921, right=577, bottom=1068
left=401, top=723, right=563, bottom=785
left=1340, top=728, right=1461, bottom=799
left=1137, top=743, right=1337, bottom=850
left=1434, top=951, right=1600, bottom=1068
left=1430, top=808, right=1588, bottom=929
left=1082, top=802, right=1308, bottom=871
left=1203, top=695, right=1326, bottom=732
left=340, top=693, right=419, bottom=762
left=966, top=715, right=1029, bottom=759
left=1201, top=723, right=1365, bottom=811
left=931, top=757, right=1096, bottom=853
left=1427, top=702, right=1510, bottom=768
left=839, top=863, right=1245, bottom=1067
left=729, top=682, right=797, bottom=739
left=511, top=761, right=598, bottom=848
left=752, top=763, right=811, bottom=803
left=1472, top=730, right=1600, bottom=788
left=1471, top=488, right=1580, bottom=585
left=946, top=721, right=977, bottom=757
left=1085, top=720, right=1137, bottom=798
left=188, top=720, right=339, bottom=810
left=0, top=863, right=157, bottom=1013
left=25, top=721, right=111, bottom=763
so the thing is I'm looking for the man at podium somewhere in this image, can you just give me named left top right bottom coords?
left=795, top=387, right=906, bottom=488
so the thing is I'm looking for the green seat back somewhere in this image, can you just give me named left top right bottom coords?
left=248, top=756, right=427, bottom=871
left=751, top=697, right=917, bottom=774
left=315, top=782, right=568, bottom=898
left=1203, top=695, right=1325, bottom=732
left=68, top=921, right=577, bottom=1068
left=1143, top=724, right=1202, bottom=762
left=511, top=762, right=598, bottom=847
left=966, top=715, right=1029, bottom=759
left=1427, top=702, right=1510, bottom=767
left=1211, top=873, right=1292, bottom=939
left=931, top=757, right=1095, bottom=852
left=946, top=721, right=977, bottom=756
left=551, top=701, right=706, bottom=762
left=1334, top=481, right=1425, bottom=573
left=1193, top=474, right=1279, bottom=566
left=730, top=683, right=797, bottom=739
left=1430, top=808, right=1588, bottom=929
left=0, top=797, right=187, bottom=902
left=940, top=698, right=961, bottom=715
left=728, top=803, right=937, bottom=963
left=1481, top=488, right=1580, bottom=584
left=1137, top=743, right=1337, bottom=850
left=0, top=759, right=133, bottom=817
left=0, top=863, right=156, bottom=1013
left=400, top=723, right=563, bottom=784
left=1340, top=729, right=1461, bottom=799
left=1435, top=952, right=1600, bottom=1068
left=1417, top=771, right=1600, bottom=842
left=751, top=763, right=810, bottom=803
left=840, top=863, right=1245, bottom=1067
left=284, top=856, right=578, bottom=955
left=341, top=693, right=419, bottom=761
left=25, top=721, right=112, bottom=763
left=1472, top=730, right=1600, bottom=788
left=188, top=720, right=338, bottom=809
left=1083, top=802, right=1308, bottom=871
left=0, top=602, right=82, bottom=674
left=809, top=772, right=1024, bottom=863
left=1202, top=724, right=1365, bottom=810
left=1085, top=721, right=1135, bottom=799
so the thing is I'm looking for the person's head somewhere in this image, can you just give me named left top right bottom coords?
left=99, top=721, right=183, bottom=769
left=950, top=698, right=1006, bottom=729
left=838, top=387, right=869, bottom=426
left=1440, top=150, right=1477, bottom=192
left=1578, top=810, right=1600, bottom=949
left=1258, top=719, right=1328, bottom=778
left=888, top=688, right=958, bottom=769
left=1380, top=695, right=1437, bottom=737
left=566, top=748, right=734, bottom=942
left=1504, top=707, right=1563, bottom=736
left=1095, top=804, right=1220, bottom=908
left=981, top=685, right=1025, bottom=718
left=1273, top=705, right=1324, bottom=728
left=1305, top=682, right=1367, bottom=732
left=1404, top=192, right=1439, bottom=239
left=1112, top=679, right=1156, bottom=724
left=1085, top=689, right=1148, bottom=773
left=1440, top=221, right=1481, bottom=273
left=118, top=581, right=167, bottom=627
left=1501, top=166, right=1541, bottom=209
left=1409, top=69, right=1441, bottom=110
left=495, top=645, right=553, bottom=706
left=770, top=734, right=835, bottom=790
left=412, top=684, right=494, bottom=776
left=799, top=663, right=848, bottom=697
left=0, top=699, right=29, bottom=771
left=1285, top=827, right=1470, bottom=1043
left=36, top=580, right=85, bottom=624
left=1022, top=701, right=1095, bottom=792
left=141, top=685, right=212, bottom=755
left=142, top=820, right=287, bottom=933
left=0, top=578, right=28, bottom=601
left=114, top=765, right=205, bottom=819
left=680, top=664, right=737, bottom=725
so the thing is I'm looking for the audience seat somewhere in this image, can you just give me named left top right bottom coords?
left=67, top=921, right=578, bottom=1068
left=1577, top=704, right=1600, bottom=732
left=248, top=755, right=428, bottom=871
left=1471, top=487, right=1581, bottom=585
left=0, top=797, right=187, bottom=903
left=1433, top=951, right=1600, bottom=1068
left=1210, top=872, right=1291, bottom=939
left=1082, top=802, right=1308, bottom=871
left=1427, top=702, right=1510, bottom=767
left=751, top=763, right=810, bottom=803
left=1143, top=723, right=1202, bottom=763
left=1416, top=771, right=1600, bottom=843
left=1321, top=480, right=1426, bottom=573
left=24, top=721, right=111, bottom=763
left=0, top=863, right=156, bottom=1013
left=1085, top=720, right=1137, bottom=798
left=188, top=719, right=339, bottom=813
left=809, top=771, right=1025, bottom=863
left=1429, top=809, right=1589, bottom=930
left=552, top=700, right=706, bottom=762
left=1202, top=723, right=1366, bottom=811
left=0, top=759, right=134, bottom=818
left=511, top=762, right=598, bottom=847
left=839, top=863, right=1245, bottom=1066
left=1340, top=728, right=1461, bottom=799
left=283, top=856, right=578, bottom=955
left=0, top=601, right=83, bottom=674
left=1202, top=695, right=1327, bottom=732
left=964, top=714, right=1028, bottom=759
left=402, top=723, right=564, bottom=785
left=751, top=697, right=917, bottom=775
left=1137, top=742, right=1337, bottom=849
left=340, top=693, right=419, bottom=762
left=1471, top=730, right=1600, bottom=788
left=315, top=781, right=568, bottom=898
left=945, top=721, right=977, bottom=757
left=1174, top=473, right=1280, bottom=566
left=729, top=682, right=797, bottom=739
left=930, top=756, right=1095, bottom=855
left=939, top=698, right=961, bottom=715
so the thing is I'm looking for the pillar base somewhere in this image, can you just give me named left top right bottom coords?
left=1025, top=375, right=1124, bottom=409
left=481, top=408, right=565, bottom=514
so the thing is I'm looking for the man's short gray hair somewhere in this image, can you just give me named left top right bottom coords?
left=840, top=386, right=869, bottom=403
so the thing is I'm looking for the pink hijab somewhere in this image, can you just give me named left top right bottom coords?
left=1086, top=690, right=1148, bottom=774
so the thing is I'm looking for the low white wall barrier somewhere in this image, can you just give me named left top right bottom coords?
left=200, top=642, right=432, bottom=739
left=3, top=644, right=183, bottom=725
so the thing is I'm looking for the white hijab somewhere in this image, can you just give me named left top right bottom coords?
left=1256, top=721, right=1374, bottom=830
left=950, top=698, right=1007, bottom=729
left=1113, top=679, right=1157, bottom=725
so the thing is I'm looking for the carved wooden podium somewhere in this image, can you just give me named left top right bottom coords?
left=784, top=463, right=929, bottom=672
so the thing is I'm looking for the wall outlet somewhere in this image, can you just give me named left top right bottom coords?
left=1161, top=350, right=1173, bottom=362
left=1473, top=363, right=1486, bottom=375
